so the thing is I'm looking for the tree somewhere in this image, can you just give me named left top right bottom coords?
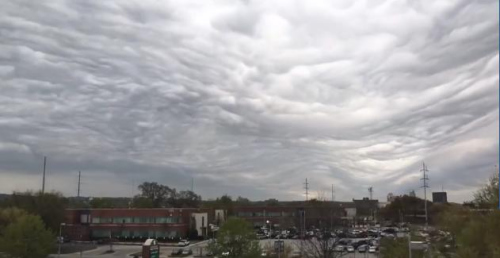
left=235, top=196, right=251, bottom=206
left=137, top=182, right=174, bottom=208
left=3, top=191, right=67, bottom=233
left=379, top=238, right=426, bottom=258
left=296, top=202, right=345, bottom=258
left=379, top=195, right=432, bottom=223
left=90, top=197, right=115, bottom=208
left=169, top=190, right=201, bottom=208
left=131, top=196, right=154, bottom=208
left=0, top=213, right=55, bottom=258
left=473, top=173, right=499, bottom=209
left=264, top=198, right=280, bottom=207
left=207, top=217, right=261, bottom=258
left=434, top=173, right=500, bottom=257
left=0, top=207, right=29, bottom=233
left=263, top=241, right=294, bottom=258
left=455, top=211, right=500, bottom=257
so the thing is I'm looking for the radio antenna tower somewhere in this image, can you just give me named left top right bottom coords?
left=331, top=184, right=335, bottom=202
left=77, top=171, right=81, bottom=197
left=42, top=156, right=47, bottom=194
left=304, top=178, right=309, bottom=201
left=421, top=162, right=430, bottom=229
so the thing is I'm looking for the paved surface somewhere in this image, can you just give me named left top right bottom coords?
left=51, top=240, right=211, bottom=258
left=53, top=239, right=379, bottom=258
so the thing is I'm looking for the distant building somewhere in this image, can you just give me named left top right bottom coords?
left=409, top=190, right=416, bottom=197
left=432, top=192, right=448, bottom=203
left=63, top=208, right=225, bottom=241
left=387, top=193, right=395, bottom=202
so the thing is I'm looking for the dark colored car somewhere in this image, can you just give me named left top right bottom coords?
left=170, top=249, right=183, bottom=256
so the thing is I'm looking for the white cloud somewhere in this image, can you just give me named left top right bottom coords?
left=0, top=0, right=497, bottom=202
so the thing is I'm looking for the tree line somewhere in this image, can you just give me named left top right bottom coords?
left=379, top=173, right=500, bottom=258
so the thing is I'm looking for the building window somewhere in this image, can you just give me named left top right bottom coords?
left=254, top=212, right=264, bottom=217
left=156, top=217, right=180, bottom=224
left=237, top=212, right=253, bottom=217
left=268, top=212, right=281, bottom=217
left=91, top=230, right=110, bottom=238
left=135, top=217, right=155, bottom=224
left=92, top=217, right=113, bottom=224
left=113, top=217, right=133, bottom=224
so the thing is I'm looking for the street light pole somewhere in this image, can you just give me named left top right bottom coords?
left=58, top=223, right=66, bottom=258
left=408, top=232, right=412, bottom=258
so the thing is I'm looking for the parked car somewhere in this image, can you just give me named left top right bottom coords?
left=177, top=239, right=190, bottom=247
left=170, top=249, right=183, bottom=256
left=182, top=249, right=193, bottom=255
left=334, top=245, right=345, bottom=252
left=346, top=246, right=355, bottom=253
left=358, top=245, right=368, bottom=253
left=369, top=246, right=377, bottom=253
left=222, top=251, right=230, bottom=256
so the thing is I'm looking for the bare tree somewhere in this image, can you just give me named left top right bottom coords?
left=296, top=200, right=346, bottom=258
left=299, top=235, right=345, bottom=258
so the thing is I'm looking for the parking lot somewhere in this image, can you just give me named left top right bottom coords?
left=54, top=240, right=379, bottom=258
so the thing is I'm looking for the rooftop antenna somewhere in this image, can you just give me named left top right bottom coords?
left=77, top=171, right=81, bottom=197
left=42, top=156, right=47, bottom=194
left=331, top=184, right=335, bottom=202
left=420, top=162, right=430, bottom=229
left=304, top=178, right=309, bottom=201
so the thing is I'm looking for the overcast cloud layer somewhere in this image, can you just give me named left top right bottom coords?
left=0, top=0, right=498, bottom=202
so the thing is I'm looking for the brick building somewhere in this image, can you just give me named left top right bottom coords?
left=63, top=208, right=225, bottom=241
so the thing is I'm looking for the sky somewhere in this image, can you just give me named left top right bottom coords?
left=0, top=0, right=498, bottom=203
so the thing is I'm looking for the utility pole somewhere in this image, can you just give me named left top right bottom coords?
left=304, top=178, right=309, bottom=201
left=420, top=162, right=430, bottom=230
left=331, top=184, right=335, bottom=202
left=77, top=171, right=81, bottom=198
left=42, top=156, right=47, bottom=194
left=191, top=178, right=194, bottom=192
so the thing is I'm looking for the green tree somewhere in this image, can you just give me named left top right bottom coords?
left=473, top=173, right=499, bottom=208
left=455, top=211, right=500, bottom=257
left=169, top=190, right=201, bottom=208
left=436, top=204, right=472, bottom=248
left=235, top=196, right=251, bottom=206
left=137, top=182, right=174, bottom=208
left=264, top=198, right=280, bottom=207
left=379, top=195, right=432, bottom=223
left=4, top=191, right=67, bottom=233
left=90, top=197, right=115, bottom=208
left=0, top=207, right=29, bottom=233
left=379, top=238, right=426, bottom=258
left=131, top=196, right=154, bottom=208
left=0, top=213, right=55, bottom=258
left=208, top=217, right=261, bottom=258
